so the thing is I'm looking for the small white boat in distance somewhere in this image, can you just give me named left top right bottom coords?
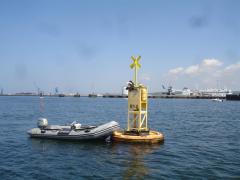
left=212, top=98, right=223, bottom=102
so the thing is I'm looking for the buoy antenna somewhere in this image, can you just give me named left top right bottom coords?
left=130, top=56, right=141, bottom=86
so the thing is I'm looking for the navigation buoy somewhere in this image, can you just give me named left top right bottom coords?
left=112, top=56, right=164, bottom=143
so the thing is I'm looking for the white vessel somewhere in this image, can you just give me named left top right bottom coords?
left=200, top=88, right=232, bottom=97
left=211, top=98, right=223, bottom=102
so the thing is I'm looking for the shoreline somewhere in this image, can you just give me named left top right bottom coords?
left=0, top=94, right=226, bottom=99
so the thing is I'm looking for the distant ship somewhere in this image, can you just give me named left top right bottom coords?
left=211, top=98, right=223, bottom=102
left=39, top=92, right=44, bottom=97
left=88, top=93, right=103, bottom=97
left=58, top=94, right=65, bottom=97
left=88, top=93, right=97, bottom=97
left=199, top=88, right=232, bottom=97
left=161, top=85, right=192, bottom=96
left=73, top=93, right=80, bottom=97
left=161, top=85, right=233, bottom=97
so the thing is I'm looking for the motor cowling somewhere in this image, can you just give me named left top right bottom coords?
left=37, top=118, right=48, bottom=129
left=72, top=123, right=81, bottom=130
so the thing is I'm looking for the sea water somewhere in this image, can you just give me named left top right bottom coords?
left=0, top=96, right=239, bottom=179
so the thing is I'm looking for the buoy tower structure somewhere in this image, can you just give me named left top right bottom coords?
left=112, top=56, right=164, bottom=143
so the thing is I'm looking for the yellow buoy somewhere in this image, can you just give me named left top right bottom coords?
left=113, top=131, right=164, bottom=143
left=112, top=56, right=164, bottom=143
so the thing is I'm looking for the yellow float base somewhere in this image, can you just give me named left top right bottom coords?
left=112, top=130, right=164, bottom=143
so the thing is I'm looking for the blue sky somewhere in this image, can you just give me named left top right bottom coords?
left=1, top=0, right=240, bottom=93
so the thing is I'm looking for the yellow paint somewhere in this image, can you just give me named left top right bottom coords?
left=130, top=56, right=141, bottom=86
left=127, top=86, right=148, bottom=132
left=112, top=131, right=164, bottom=143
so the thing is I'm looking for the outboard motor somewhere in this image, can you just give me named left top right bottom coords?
left=37, top=118, right=48, bottom=129
left=71, top=121, right=82, bottom=130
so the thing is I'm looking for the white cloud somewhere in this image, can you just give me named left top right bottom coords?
left=169, top=67, right=184, bottom=74
left=164, top=59, right=240, bottom=90
left=168, top=59, right=222, bottom=76
left=201, top=59, right=222, bottom=67
left=185, top=65, right=199, bottom=75
left=224, top=62, right=240, bottom=72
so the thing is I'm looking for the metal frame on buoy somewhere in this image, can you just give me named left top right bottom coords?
left=112, top=56, right=164, bottom=143
left=127, top=56, right=148, bottom=132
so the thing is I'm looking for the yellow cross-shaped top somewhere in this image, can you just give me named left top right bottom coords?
left=130, top=56, right=141, bottom=86
left=130, top=56, right=141, bottom=69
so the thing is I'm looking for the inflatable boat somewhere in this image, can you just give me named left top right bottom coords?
left=28, top=118, right=120, bottom=141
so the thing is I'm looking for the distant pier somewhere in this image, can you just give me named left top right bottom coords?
left=0, top=93, right=230, bottom=99
left=102, top=94, right=226, bottom=99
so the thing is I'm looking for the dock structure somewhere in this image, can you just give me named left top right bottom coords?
left=102, top=94, right=226, bottom=99
left=226, top=94, right=240, bottom=101
left=103, top=94, right=127, bottom=98
left=0, top=93, right=228, bottom=99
